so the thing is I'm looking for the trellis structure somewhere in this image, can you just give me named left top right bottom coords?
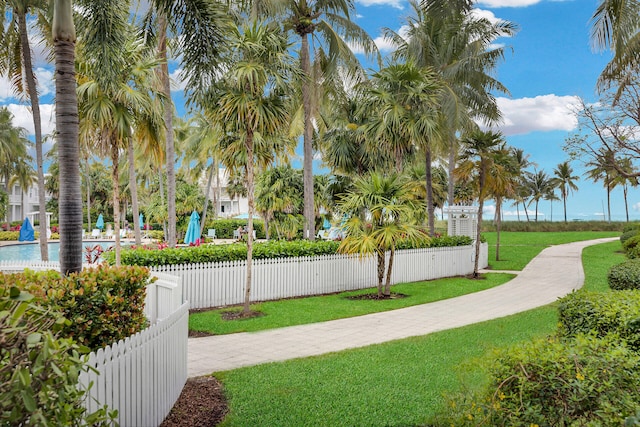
left=446, top=205, right=478, bottom=239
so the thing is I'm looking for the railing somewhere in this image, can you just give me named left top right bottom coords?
left=79, top=302, right=189, bottom=427
left=153, top=243, right=488, bottom=309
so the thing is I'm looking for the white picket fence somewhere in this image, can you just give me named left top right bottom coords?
left=153, top=243, right=488, bottom=309
left=78, top=302, right=189, bottom=427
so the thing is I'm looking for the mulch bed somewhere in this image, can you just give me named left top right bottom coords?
left=160, top=376, right=228, bottom=427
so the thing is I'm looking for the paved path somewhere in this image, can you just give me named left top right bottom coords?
left=187, top=237, right=618, bottom=377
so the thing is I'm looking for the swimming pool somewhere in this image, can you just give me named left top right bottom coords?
left=0, top=241, right=116, bottom=262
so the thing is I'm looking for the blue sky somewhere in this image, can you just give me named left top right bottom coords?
left=1, top=0, right=633, bottom=221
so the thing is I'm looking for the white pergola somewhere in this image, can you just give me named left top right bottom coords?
left=445, top=205, right=478, bottom=239
left=26, top=211, right=53, bottom=239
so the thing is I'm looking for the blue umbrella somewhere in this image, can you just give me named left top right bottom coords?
left=139, top=213, right=144, bottom=229
left=184, top=211, right=201, bottom=245
left=18, top=217, right=35, bottom=242
left=96, top=214, right=105, bottom=230
left=323, top=218, right=331, bottom=230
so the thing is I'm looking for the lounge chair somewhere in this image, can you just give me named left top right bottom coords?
left=207, top=229, right=217, bottom=239
left=91, top=229, right=101, bottom=239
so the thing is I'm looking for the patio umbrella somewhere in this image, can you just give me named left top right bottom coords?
left=18, top=217, right=35, bottom=242
left=139, top=213, right=144, bottom=229
left=184, top=211, right=201, bottom=245
left=96, top=214, right=104, bottom=230
left=323, top=218, right=331, bottom=230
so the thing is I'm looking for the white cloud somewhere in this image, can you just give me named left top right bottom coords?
left=357, top=0, right=404, bottom=9
left=5, top=103, right=56, bottom=138
left=633, top=202, right=640, bottom=212
left=490, top=94, right=581, bottom=136
left=0, top=67, right=55, bottom=103
left=170, top=68, right=188, bottom=92
left=370, top=25, right=411, bottom=53
left=471, top=8, right=504, bottom=25
left=476, top=0, right=542, bottom=7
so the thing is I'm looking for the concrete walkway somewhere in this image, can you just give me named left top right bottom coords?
left=187, top=237, right=618, bottom=377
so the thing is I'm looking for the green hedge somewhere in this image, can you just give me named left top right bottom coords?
left=443, top=335, right=640, bottom=426
left=106, top=235, right=473, bottom=267
left=558, top=290, right=640, bottom=350
left=620, top=229, right=640, bottom=246
left=608, top=259, right=640, bottom=290
left=1, top=265, right=151, bottom=351
left=0, top=287, right=113, bottom=425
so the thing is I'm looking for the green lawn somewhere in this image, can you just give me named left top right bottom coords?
left=190, top=274, right=514, bottom=335
left=484, top=230, right=619, bottom=271
left=191, top=231, right=620, bottom=335
left=214, top=238, right=623, bottom=427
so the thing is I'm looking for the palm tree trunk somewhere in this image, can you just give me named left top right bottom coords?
left=111, top=141, right=122, bottom=266
left=18, top=11, right=49, bottom=261
left=158, top=13, right=177, bottom=247
left=53, top=0, right=82, bottom=275
left=243, top=129, right=255, bottom=315
left=84, top=155, right=91, bottom=236
left=563, top=193, right=568, bottom=223
left=301, top=33, right=315, bottom=241
left=199, top=162, right=215, bottom=236
left=383, top=245, right=395, bottom=297
left=127, top=140, right=142, bottom=245
left=473, top=166, right=486, bottom=278
left=447, top=132, right=456, bottom=207
left=376, top=249, right=385, bottom=298
left=159, top=168, right=167, bottom=239
left=624, top=184, right=630, bottom=222
left=215, top=162, right=221, bottom=219
left=496, top=197, right=502, bottom=261
left=426, top=147, right=435, bottom=236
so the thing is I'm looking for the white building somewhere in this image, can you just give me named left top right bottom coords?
left=202, top=168, right=249, bottom=218
left=4, top=180, right=51, bottom=223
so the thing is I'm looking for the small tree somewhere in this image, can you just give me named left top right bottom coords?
left=338, top=172, right=427, bottom=298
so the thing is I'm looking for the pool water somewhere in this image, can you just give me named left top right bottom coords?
left=0, top=242, right=116, bottom=262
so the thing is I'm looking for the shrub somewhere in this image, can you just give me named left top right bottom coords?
left=1, top=265, right=152, bottom=351
left=621, top=229, right=640, bottom=245
left=623, top=234, right=640, bottom=258
left=558, top=290, right=640, bottom=350
left=0, top=231, right=19, bottom=241
left=441, top=335, right=640, bottom=426
left=0, top=287, right=114, bottom=425
left=107, top=235, right=474, bottom=267
left=608, top=259, right=640, bottom=290
left=623, top=222, right=640, bottom=233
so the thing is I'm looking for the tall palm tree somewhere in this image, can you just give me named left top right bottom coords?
left=53, top=0, right=81, bottom=275
left=359, top=62, right=441, bottom=235
left=256, top=166, right=303, bottom=240
left=591, top=0, right=640, bottom=92
left=551, top=161, right=579, bottom=223
left=387, top=0, right=517, bottom=206
left=78, top=29, right=164, bottom=265
left=525, top=169, right=554, bottom=222
left=202, top=21, right=297, bottom=316
left=510, top=147, right=535, bottom=221
left=0, top=0, right=49, bottom=260
left=338, top=171, right=425, bottom=298
left=490, top=148, right=518, bottom=261
left=585, top=151, right=614, bottom=222
left=613, top=157, right=639, bottom=221
left=146, top=0, right=231, bottom=248
left=264, top=0, right=378, bottom=241
left=455, top=130, right=506, bottom=278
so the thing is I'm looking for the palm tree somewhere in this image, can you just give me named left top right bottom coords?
left=265, top=0, right=378, bottom=241
left=551, top=161, right=579, bottom=223
left=359, top=62, right=441, bottom=235
left=338, top=172, right=426, bottom=298
left=52, top=0, right=82, bottom=275
left=78, top=28, right=164, bottom=265
left=455, top=130, right=506, bottom=278
left=613, top=157, right=639, bottom=221
left=146, top=0, right=231, bottom=248
left=1, top=0, right=49, bottom=260
left=510, top=147, right=535, bottom=221
left=525, top=169, right=554, bottom=222
left=591, top=0, right=640, bottom=92
left=585, top=151, right=614, bottom=222
left=490, top=149, right=519, bottom=261
left=387, top=0, right=517, bottom=206
left=9, top=160, right=37, bottom=221
left=256, top=166, right=303, bottom=240
left=202, top=21, right=296, bottom=316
